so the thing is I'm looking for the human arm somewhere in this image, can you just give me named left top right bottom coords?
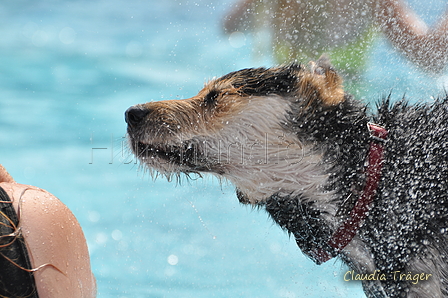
left=0, top=164, right=14, bottom=183
left=0, top=165, right=96, bottom=298
left=223, top=0, right=256, bottom=33
left=373, top=0, right=448, bottom=73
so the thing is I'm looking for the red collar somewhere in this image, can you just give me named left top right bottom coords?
left=309, top=123, right=388, bottom=264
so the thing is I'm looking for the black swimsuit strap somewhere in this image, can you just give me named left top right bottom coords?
left=0, top=186, right=39, bottom=298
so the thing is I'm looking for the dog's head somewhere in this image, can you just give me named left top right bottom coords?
left=125, top=58, right=346, bottom=204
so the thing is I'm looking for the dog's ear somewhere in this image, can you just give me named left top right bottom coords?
left=299, top=55, right=345, bottom=106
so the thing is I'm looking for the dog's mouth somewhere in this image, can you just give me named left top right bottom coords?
left=130, top=139, right=209, bottom=172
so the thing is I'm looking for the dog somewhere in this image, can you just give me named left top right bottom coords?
left=125, top=57, right=448, bottom=297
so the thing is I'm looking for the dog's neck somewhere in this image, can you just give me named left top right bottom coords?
left=264, top=96, right=379, bottom=263
left=293, top=96, right=372, bottom=208
left=311, top=123, right=388, bottom=263
left=211, top=95, right=377, bottom=263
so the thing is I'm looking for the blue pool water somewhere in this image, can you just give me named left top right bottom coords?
left=1, top=1, right=447, bottom=297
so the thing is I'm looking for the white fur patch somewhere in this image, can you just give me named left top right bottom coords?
left=199, top=95, right=333, bottom=206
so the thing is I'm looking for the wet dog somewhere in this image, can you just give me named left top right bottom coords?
left=125, top=58, right=448, bottom=297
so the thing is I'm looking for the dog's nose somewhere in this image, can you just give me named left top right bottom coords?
left=125, top=106, right=150, bottom=127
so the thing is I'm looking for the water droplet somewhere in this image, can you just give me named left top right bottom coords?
left=167, top=254, right=178, bottom=265
left=111, top=229, right=123, bottom=241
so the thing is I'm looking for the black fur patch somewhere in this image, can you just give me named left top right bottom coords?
left=265, top=193, right=334, bottom=263
left=216, top=64, right=303, bottom=96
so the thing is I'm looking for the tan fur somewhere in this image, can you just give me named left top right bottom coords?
left=302, top=59, right=345, bottom=106
left=138, top=84, right=251, bottom=140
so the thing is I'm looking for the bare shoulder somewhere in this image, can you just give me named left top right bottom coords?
left=0, top=181, right=96, bottom=298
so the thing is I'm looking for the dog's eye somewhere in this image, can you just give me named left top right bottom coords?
left=204, top=90, right=219, bottom=106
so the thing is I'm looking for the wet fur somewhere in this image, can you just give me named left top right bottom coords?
left=125, top=59, right=448, bottom=297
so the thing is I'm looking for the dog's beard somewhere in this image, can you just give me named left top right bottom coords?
left=129, top=138, right=213, bottom=177
left=128, top=127, right=330, bottom=207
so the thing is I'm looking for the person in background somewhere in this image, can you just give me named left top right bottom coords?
left=0, top=164, right=96, bottom=298
left=223, top=0, right=448, bottom=93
